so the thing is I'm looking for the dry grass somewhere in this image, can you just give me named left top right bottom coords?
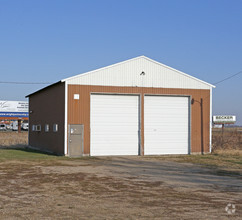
left=212, top=127, right=242, bottom=155
left=0, top=128, right=242, bottom=154
left=0, top=131, right=28, bottom=147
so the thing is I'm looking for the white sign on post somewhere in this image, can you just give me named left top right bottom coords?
left=0, top=101, right=28, bottom=112
left=213, top=115, right=236, bottom=124
left=0, top=101, right=28, bottom=118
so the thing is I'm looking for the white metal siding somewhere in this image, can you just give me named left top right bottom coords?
left=144, top=96, right=189, bottom=155
left=65, top=57, right=212, bottom=90
left=90, top=94, right=139, bottom=156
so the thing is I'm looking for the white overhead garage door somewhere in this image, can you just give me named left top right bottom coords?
left=90, top=94, right=139, bottom=156
left=144, top=96, right=189, bottom=155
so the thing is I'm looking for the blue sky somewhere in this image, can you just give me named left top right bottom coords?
left=0, top=0, right=242, bottom=124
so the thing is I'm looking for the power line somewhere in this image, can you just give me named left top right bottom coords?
left=197, top=69, right=242, bottom=102
left=0, top=69, right=241, bottom=86
left=0, top=81, right=52, bottom=85
left=213, top=70, right=242, bottom=85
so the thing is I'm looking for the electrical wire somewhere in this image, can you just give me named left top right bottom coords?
left=0, top=81, right=52, bottom=85
left=213, top=70, right=242, bottom=85
left=194, top=69, right=242, bottom=102
left=0, top=69, right=241, bottom=86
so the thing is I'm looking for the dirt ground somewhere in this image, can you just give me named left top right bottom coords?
left=0, top=154, right=241, bottom=219
left=0, top=130, right=241, bottom=219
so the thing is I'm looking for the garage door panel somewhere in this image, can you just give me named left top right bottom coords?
left=147, top=149, right=187, bottom=155
left=91, top=118, right=138, bottom=124
left=145, top=109, right=187, bottom=114
left=146, top=119, right=188, bottom=125
left=146, top=110, right=188, bottom=116
left=91, top=94, right=139, bottom=156
left=145, top=133, right=188, bottom=139
left=144, top=96, right=189, bottom=155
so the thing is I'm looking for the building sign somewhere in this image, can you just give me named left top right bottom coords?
left=213, top=115, right=236, bottom=124
left=0, top=101, right=28, bottom=118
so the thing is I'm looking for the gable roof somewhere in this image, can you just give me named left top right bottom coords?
left=61, top=56, right=215, bottom=89
left=27, top=56, right=215, bottom=97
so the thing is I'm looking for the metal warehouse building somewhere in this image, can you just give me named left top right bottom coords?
left=26, top=56, right=215, bottom=156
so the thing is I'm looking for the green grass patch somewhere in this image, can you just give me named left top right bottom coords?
left=0, top=149, right=241, bottom=175
left=156, top=153, right=242, bottom=174
left=143, top=153, right=242, bottom=178
left=0, top=148, right=64, bottom=162
left=0, top=148, right=101, bottom=163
